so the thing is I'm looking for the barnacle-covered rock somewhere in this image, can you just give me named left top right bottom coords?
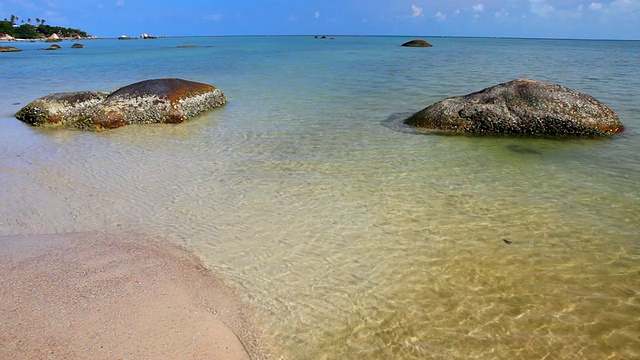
left=404, top=78, right=624, bottom=137
left=90, top=79, right=226, bottom=129
left=15, top=91, right=108, bottom=126
left=15, top=78, right=226, bottom=130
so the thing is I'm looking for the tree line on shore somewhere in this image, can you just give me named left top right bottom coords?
left=1, top=15, right=89, bottom=39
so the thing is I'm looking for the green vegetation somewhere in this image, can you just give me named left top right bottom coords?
left=1, top=15, right=90, bottom=39
left=13, top=24, right=40, bottom=39
left=0, top=20, right=13, bottom=35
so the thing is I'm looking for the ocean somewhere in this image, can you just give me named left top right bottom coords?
left=1, top=36, right=639, bottom=359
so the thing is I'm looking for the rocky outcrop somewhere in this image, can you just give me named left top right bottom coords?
left=177, top=44, right=212, bottom=48
left=46, top=34, right=61, bottom=42
left=40, top=44, right=61, bottom=50
left=15, top=78, right=226, bottom=130
left=404, top=78, right=624, bottom=137
left=0, top=46, right=21, bottom=52
left=401, top=39, right=433, bottom=47
left=71, top=43, right=85, bottom=48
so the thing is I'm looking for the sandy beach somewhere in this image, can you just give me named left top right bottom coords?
left=0, top=232, right=270, bottom=360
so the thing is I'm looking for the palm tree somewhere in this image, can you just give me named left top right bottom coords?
left=10, top=15, right=15, bottom=25
left=36, top=18, right=41, bottom=25
left=41, top=19, right=46, bottom=26
left=27, top=18, right=32, bottom=24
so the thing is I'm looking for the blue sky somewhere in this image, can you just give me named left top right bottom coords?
left=2, top=0, right=639, bottom=40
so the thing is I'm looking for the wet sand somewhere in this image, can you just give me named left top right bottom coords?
left=0, top=232, right=270, bottom=360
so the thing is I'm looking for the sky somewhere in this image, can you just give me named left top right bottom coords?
left=2, top=0, right=639, bottom=40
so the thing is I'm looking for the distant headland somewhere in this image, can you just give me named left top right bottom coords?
left=0, top=14, right=95, bottom=41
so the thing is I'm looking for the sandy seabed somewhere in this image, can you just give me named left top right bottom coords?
left=0, top=232, right=271, bottom=360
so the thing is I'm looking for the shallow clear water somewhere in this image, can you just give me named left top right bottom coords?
left=1, top=36, right=639, bottom=359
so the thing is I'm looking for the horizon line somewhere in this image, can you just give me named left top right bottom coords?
left=92, top=34, right=640, bottom=42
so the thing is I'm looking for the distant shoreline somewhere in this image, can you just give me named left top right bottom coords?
left=2, top=34, right=638, bottom=42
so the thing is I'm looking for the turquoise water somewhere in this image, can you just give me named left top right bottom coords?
left=1, top=36, right=639, bottom=358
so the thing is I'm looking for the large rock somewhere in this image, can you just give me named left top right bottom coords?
left=0, top=46, right=22, bottom=52
left=15, top=78, right=226, bottom=130
left=404, top=78, right=624, bottom=136
left=40, top=44, right=61, bottom=51
left=401, top=39, right=433, bottom=47
left=46, top=34, right=61, bottom=42
left=90, top=78, right=226, bottom=129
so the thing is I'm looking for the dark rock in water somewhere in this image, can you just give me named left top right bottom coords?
left=0, top=46, right=22, bottom=52
left=15, top=78, right=226, bottom=130
left=506, top=144, right=542, bottom=155
left=15, top=91, right=108, bottom=126
left=40, top=44, right=62, bottom=51
left=177, top=44, right=213, bottom=48
left=401, top=39, right=433, bottom=47
left=404, top=78, right=624, bottom=137
left=71, top=43, right=85, bottom=49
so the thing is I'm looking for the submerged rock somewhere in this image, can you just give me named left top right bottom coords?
left=0, top=46, right=22, bottom=52
left=71, top=43, right=85, bottom=49
left=401, top=39, right=433, bottom=47
left=404, top=78, right=624, bottom=137
left=15, top=78, right=226, bottom=130
left=40, top=44, right=62, bottom=51
left=177, top=44, right=213, bottom=48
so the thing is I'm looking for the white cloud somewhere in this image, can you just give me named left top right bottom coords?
left=315, top=11, right=320, bottom=18
left=589, top=2, right=604, bottom=10
left=589, top=0, right=640, bottom=21
left=472, top=4, right=485, bottom=12
left=610, top=0, right=640, bottom=16
left=116, top=0, right=124, bottom=6
left=412, top=5, right=423, bottom=18
left=529, top=0, right=555, bottom=17
left=434, top=11, right=446, bottom=21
